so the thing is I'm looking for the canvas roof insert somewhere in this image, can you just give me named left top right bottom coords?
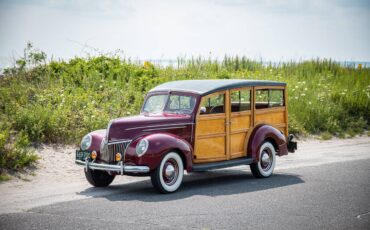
left=149, top=79, right=286, bottom=95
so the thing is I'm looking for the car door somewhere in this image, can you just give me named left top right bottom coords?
left=229, top=87, right=252, bottom=159
left=194, top=91, right=229, bottom=163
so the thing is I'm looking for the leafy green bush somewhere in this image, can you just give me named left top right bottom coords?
left=320, top=132, right=332, bottom=140
left=0, top=44, right=369, bottom=153
left=0, top=127, right=39, bottom=174
left=0, top=173, right=11, bottom=181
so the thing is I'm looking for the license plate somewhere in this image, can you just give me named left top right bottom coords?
left=76, top=150, right=91, bottom=161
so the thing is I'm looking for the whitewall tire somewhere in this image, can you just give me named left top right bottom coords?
left=151, top=152, right=184, bottom=193
left=250, top=141, right=276, bottom=178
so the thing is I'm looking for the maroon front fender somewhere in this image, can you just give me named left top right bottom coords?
left=86, top=129, right=106, bottom=152
left=125, top=133, right=193, bottom=172
left=247, top=125, right=288, bottom=162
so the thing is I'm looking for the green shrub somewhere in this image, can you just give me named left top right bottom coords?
left=0, top=44, right=369, bottom=150
left=288, top=114, right=307, bottom=136
left=320, top=132, right=332, bottom=140
left=0, top=128, right=39, bottom=172
left=0, top=173, right=11, bottom=181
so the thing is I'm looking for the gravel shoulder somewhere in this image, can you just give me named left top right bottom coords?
left=0, top=136, right=369, bottom=215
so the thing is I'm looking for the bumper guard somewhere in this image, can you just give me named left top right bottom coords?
left=287, top=134, right=298, bottom=153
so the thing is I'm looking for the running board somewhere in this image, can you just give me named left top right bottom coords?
left=191, top=157, right=254, bottom=172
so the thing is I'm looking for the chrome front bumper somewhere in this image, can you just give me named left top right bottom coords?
left=75, top=159, right=150, bottom=175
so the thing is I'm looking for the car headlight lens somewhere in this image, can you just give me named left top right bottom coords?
left=81, top=134, right=92, bottom=150
left=136, top=139, right=149, bottom=157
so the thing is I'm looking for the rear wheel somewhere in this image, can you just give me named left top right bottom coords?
left=250, top=141, right=276, bottom=178
left=151, top=152, right=184, bottom=193
left=84, top=169, right=115, bottom=187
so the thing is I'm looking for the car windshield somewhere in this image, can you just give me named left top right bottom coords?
left=142, top=94, right=196, bottom=114
left=143, top=94, right=168, bottom=114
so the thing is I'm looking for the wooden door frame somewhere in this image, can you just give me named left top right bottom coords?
left=193, top=90, right=229, bottom=163
left=229, top=87, right=253, bottom=159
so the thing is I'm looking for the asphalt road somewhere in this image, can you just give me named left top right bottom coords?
left=1, top=158, right=369, bottom=230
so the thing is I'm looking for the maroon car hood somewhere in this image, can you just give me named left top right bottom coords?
left=107, top=113, right=193, bottom=142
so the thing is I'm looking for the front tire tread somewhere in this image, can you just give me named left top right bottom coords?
left=84, top=169, right=115, bottom=187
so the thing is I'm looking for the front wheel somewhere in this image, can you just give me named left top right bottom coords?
left=84, top=169, right=115, bottom=187
left=250, top=141, right=276, bottom=178
left=151, top=152, right=184, bottom=193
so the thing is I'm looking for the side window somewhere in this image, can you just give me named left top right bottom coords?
left=231, top=89, right=251, bottom=112
left=166, top=95, right=196, bottom=114
left=269, top=90, right=284, bottom=107
left=256, top=89, right=269, bottom=109
left=256, top=89, right=284, bottom=109
left=199, top=93, right=225, bottom=115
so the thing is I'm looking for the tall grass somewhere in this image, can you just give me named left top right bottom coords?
left=0, top=45, right=369, bottom=151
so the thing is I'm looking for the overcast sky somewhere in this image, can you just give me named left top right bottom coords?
left=0, top=0, right=369, bottom=68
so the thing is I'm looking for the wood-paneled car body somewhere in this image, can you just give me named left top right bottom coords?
left=76, top=80, right=297, bottom=193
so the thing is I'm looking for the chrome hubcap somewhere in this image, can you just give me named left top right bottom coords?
left=261, top=153, right=270, bottom=164
left=165, top=164, right=175, bottom=178
left=162, top=159, right=179, bottom=186
left=260, top=148, right=272, bottom=171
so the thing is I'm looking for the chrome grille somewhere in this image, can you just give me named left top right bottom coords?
left=105, top=140, right=131, bottom=163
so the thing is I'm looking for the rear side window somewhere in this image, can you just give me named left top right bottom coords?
left=231, top=89, right=251, bottom=112
left=200, top=93, right=225, bottom=114
left=256, top=89, right=284, bottom=109
left=269, top=90, right=284, bottom=107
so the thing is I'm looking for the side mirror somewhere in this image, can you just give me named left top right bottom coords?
left=200, top=106, right=206, bottom=114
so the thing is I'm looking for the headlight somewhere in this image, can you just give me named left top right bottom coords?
left=80, top=134, right=92, bottom=150
left=136, top=139, right=149, bottom=157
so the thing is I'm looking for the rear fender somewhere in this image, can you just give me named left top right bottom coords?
left=125, top=133, right=193, bottom=171
left=247, top=124, right=288, bottom=162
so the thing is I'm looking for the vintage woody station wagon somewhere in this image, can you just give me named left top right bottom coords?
left=76, top=79, right=297, bottom=193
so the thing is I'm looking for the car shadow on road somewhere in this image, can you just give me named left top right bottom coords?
left=77, top=169, right=304, bottom=202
